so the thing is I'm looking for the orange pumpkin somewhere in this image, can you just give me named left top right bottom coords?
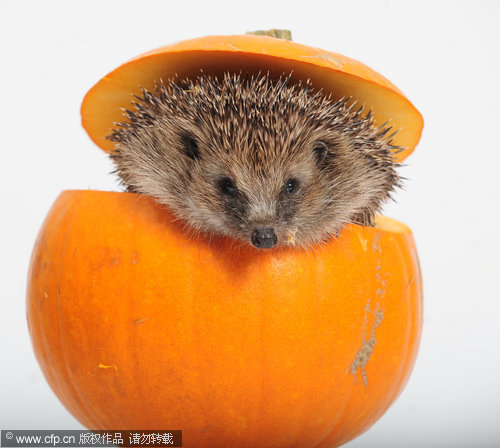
left=27, top=33, right=423, bottom=448
left=81, top=34, right=423, bottom=160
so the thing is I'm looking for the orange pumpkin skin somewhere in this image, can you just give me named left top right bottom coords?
left=81, top=34, right=423, bottom=161
left=27, top=190, right=423, bottom=448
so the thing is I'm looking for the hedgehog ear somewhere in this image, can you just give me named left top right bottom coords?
left=313, top=141, right=328, bottom=166
left=180, top=133, right=201, bottom=160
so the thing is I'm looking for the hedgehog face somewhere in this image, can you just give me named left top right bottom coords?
left=183, top=134, right=324, bottom=249
left=110, top=72, right=401, bottom=249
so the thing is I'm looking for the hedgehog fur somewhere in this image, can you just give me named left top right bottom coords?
left=109, top=72, right=403, bottom=249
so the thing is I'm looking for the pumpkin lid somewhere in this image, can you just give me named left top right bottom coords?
left=81, top=34, right=423, bottom=161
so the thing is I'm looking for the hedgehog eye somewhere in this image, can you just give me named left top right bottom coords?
left=218, top=177, right=238, bottom=197
left=180, top=133, right=200, bottom=160
left=283, top=178, right=299, bottom=195
left=313, top=141, right=328, bottom=165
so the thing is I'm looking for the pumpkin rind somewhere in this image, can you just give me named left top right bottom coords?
left=81, top=34, right=423, bottom=161
left=27, top=190, right=423, bottom=447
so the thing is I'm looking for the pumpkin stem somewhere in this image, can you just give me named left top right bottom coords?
left=246, top=29, right=292, bottom=40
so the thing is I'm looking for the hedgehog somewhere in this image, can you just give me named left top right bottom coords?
left=108, top=72, right=402, bottom=250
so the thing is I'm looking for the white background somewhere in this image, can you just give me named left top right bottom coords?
left=1, top=1, right=499, bottom=447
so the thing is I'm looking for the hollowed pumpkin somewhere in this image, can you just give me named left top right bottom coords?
left=27, top=33, right=423, bottom=448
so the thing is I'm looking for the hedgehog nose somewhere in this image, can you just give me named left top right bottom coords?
left=251, top=227, right=278, bottom=249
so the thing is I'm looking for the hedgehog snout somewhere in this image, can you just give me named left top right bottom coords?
left=251, top=227, right=278, bottom=249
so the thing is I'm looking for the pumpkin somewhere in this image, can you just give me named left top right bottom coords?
left=81, top=34, right=423, bottom=160
left=27, top=33, right=423, bottom=447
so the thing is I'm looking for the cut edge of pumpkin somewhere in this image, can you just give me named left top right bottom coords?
left=81, top=34, right=424, bottom=162
left=59, top=189, right=412, bottom=237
